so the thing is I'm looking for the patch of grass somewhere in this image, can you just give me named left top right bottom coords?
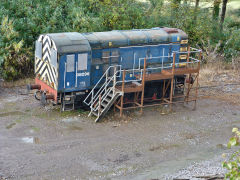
left=199, top=62, right=238, bottom=85
left=30, top=126, right=40, bottom=132
left=15, top=119, right=22, bottom=123
left=77, top=109, right=89, bottom=116
left=0, top=111, right=24, bottom=117
left=68, top=125, right=82, bottom=131
left=25, top=109, right=31, bottom=112
left=6, top=122, right=16, bottom=129
left=1, top=78, right=34, bottom=88
left=60, top=110, right=80, bottom=118
left=149, top=143, right=180, bottom=151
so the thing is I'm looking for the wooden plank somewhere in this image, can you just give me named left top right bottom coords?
left=135, top=73, right=173, bottom=81
left=115, top=84, right=143, bottom=93
left=163, top=68, right=199, bottom=75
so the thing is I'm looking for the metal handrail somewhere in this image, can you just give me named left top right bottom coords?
left=84, top=65, right=121, bottom=105
left=90, top=69, right=120, bottom=110
left=84, top=47, right=202, bottom=111
left=92, top=87, right=112, bottom=111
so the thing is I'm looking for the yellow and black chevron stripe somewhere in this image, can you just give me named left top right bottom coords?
left=35, top=35, right=58, bottom=89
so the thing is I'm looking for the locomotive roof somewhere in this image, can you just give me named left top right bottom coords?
left=42, top=27, right=187, bottom=53
left=46, top=32, right=91, bottom=54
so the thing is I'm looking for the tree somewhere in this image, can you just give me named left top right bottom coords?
left=193, top=0, right=200, bottom=21
left=195, top=0, right=200, bottom=9
left=212, top=0, right=221, bottom=21
left=220, top=0, right=228, bottom=30
left=171, top=0, right=181, bottom=19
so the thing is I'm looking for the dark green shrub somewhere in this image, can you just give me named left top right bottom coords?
left=0, top=17, right=33, bottom=80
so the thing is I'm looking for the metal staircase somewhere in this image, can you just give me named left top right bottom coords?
left=83, top=65, right=123, bottom=122
left=83, top=48, right=201, bottom=121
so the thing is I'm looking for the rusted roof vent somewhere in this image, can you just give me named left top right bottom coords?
left=163, top=28, right=179, bottom=34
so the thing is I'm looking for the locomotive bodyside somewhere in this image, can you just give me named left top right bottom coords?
left=32, top=27, right=188, bottom=107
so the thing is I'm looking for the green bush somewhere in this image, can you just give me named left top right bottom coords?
left=223, top=128, right=240, bottom=179
left=0, top=0, right=239, bottom=80
left=222, top=29, right=240, bottom=61
left=0, top=17, right=33, bottom=80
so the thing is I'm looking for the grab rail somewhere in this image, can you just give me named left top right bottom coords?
left=84, top=47, right=202, bottom=109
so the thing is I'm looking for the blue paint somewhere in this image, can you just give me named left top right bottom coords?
left=57, top=43, right=182, bottom=93
left=58, top=52, right=91, bottom=92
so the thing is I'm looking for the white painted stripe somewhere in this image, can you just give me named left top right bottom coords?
left=38, top=63, right=47, bottom=75
left=35, top=58, right=43, bottom=73
left=37, top=35, right=44, bottom=42
left=35, top=34, right=58, bottom=89
left=42, top=42, right=51, bottom=53
left=51, top=39, right=57, bottom=50
left=43, top=51, right=51, bottom=62
left=47, top=63, right=55, bottom=83
left=38, top=61, right=57, bottom=86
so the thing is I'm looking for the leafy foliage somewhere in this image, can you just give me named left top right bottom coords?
left=0, top=0, right=239, bottom=80
left=222, top=128, right=240, bottom=179
left=223, top=29, right=240, bottom=60
left=0, top=17, right=33, bottom=80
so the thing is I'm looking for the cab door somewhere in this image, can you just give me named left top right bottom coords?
left=64, top=54, right=76, bottom=89
left=76, top=53, right=90, bottom=89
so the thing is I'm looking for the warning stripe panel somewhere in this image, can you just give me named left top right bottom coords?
left=35, top=35, right=58, bottom=89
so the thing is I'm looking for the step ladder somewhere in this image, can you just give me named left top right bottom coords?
left=61, top=92, right=75, bottom=111
left=83, top=65, right=123, bottom=122
left=90, top=87, right=122, bottom=122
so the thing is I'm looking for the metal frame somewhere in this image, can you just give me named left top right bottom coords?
left=83, top=46, right=202, bottom=121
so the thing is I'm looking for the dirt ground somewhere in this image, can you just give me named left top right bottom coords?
left=0, top=74, right=240, bottom=179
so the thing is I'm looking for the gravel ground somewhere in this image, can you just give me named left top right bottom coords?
left=0, top=83, right=240, bottom=179
left=164, top=154, right=228, bottom=179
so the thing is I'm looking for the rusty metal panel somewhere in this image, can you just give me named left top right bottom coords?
left=145, top=29, right=169, bottom=43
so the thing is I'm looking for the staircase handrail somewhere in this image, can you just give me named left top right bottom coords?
left=90, top=68, right=120, bottom=110
left=84, top=65, right=121, bottom=106
left=85, top=47, right=201, bottom=107
left=92, top=87, right=113, bottom=112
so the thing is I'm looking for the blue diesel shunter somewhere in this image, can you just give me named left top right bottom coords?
left=32, top=27, right=189, bottom=110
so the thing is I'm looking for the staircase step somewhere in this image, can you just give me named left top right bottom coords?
left=62, top=103, right=74, bottom=111
left=92, top=111, right=98, bottom=117
left=104, top=97, right=111, bottom=102
left=63, top=101, right=74, bottom=105
left=102, top=101, right=108, bottom=107
left=108, top=93, right=113, bottom=98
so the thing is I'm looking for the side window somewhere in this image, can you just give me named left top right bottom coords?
left=102, top=51, right=110, bottom=64
left=66, top=55, right=75, bottom=72
left=78, top=53, right=88, bottom=71
left=50, top=48, right=57, bottom=68
left=111, top=50, right=119, bottom=63
left=35, top=41, right=42, bottom=59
